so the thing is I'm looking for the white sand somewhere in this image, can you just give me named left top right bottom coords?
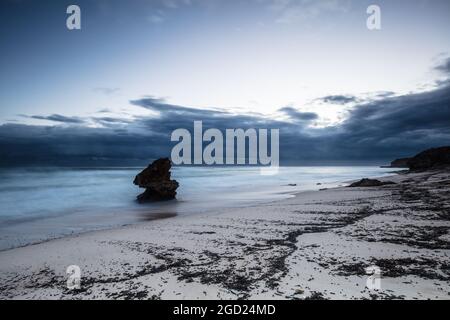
left=0, top=170, right=449, bottom=300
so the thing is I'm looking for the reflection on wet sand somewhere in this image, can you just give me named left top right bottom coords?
left=138, top=212, right=178, bottom=221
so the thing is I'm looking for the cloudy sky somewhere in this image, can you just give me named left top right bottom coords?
left=0, top=0, right=450, bottom=165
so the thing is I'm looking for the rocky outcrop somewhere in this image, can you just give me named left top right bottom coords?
left=348, top=178, right=396, bottom=188
left=133, top=158, right=179, bottom=202
left=407, top=147, right=450, bottom=171
left=390, top=158, right=411, bottom=168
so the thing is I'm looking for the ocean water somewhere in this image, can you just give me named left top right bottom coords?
left=0, top=166, right=398, bottom=250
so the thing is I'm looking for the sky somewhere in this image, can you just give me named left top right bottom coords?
left=0, top=0, right=450, bottom=165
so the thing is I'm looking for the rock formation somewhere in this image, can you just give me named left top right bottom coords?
left=390, top=158, right=411, bottom=168
left=133, top=158, right=179, bottom=202
left=407, top=146, right=450, bottom=171
left=348, top=178, right=396, bottom=188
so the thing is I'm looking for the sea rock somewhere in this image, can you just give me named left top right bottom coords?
left=133, top=158, right=179, bottom=202
left=348, top=178, right=396, bottom=188
left=407, top=146, right=450, bottom=171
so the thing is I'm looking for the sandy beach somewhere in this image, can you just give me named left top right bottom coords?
left=0, top=169, right=449, bottom=300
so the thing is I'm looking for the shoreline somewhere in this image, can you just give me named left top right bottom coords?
left=0, top=167, right=398, bottom=252
left=0, top=187, right=298, bottom=253
left=0, top=188, right=308, bottom=253
left=0, top=169, right=448, bottom=299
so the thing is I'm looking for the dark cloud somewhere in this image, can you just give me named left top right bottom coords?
left=2, top=60, right=450, bottom=166
left=96, top=108, right=112, bottom=113
left=279, top=107, right=318, bottom=121
left=322, top=83, right=450, bottom=160
left=435, top=57, right=450, bottom=74
left=318, top=95, right=357, bottom=105
left=130, top=96, right=228, bottom=116
left=27, top=114, right=85, bottom=124
left=130, top=97, right=283, bottom=135
left=373, top=91, right=396, bottom=98
left=92, top=117, right=134, bottom=126
left=0, top=123, right=170, bottom=166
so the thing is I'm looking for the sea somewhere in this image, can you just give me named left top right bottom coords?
left=0, top=166, right=398, bottom=250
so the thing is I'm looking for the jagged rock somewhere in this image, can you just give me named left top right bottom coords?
left=407, top=146, right=450, bottom=171
left=348, top=178, right=396, bottom=188
left=133, top=158, right=179, bottom=202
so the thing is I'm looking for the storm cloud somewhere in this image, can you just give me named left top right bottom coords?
left=2, top=60, right=450, bottom=166
left=26, top=114, right=85, bottom=124
left=278, top=107, right=319, bottom=122
left=318, top=95, right=358, bottom=105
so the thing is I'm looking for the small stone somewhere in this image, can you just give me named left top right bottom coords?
left=348, top=178, right=396, bottom=188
